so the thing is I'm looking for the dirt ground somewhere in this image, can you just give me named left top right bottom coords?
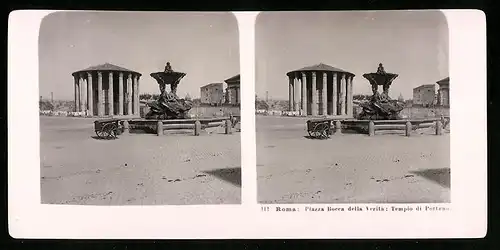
left=256, top=115, right=451, bottom=204
left=40, top=116, right=241, bottom=205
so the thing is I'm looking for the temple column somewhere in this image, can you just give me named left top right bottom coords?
left=127, top=73, right=133, bottom=115
left=288, top=77, right=293, bottom=111
left=293, top=77, right=300, bottom=111
left=97, top=71, right=103, bottom=117
left=332, top=73, right=338, bottom=116
left=82, top=76, right=88, bottom=114
left=108, top=72, right=114, bottom=116
left=87, top=72, right=93, bottom=116
left=322, top=72, right=327, bottom=115
left=340, top=74, right=346, bottom=116
left=298, top=75, right=303, bottom=114
left=74, top=76, right=78, bottom=112
left=134, top=75, right=139, bottom=115
left=347, top=76, right=353, bottom=117
left=301, top=73, right=307, bottom=116
left=79, top=76, right=85, bottom=113
left=311, top=72, right=317, bottom=116
left=118, top=72, right=124, bottom=115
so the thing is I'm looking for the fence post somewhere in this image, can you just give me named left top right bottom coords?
left=335, top=120, right=342, bottom=135
left=225, top=119, right=232, bottom=134
left=156, top=120, right=163, bottom=136
left=368, top=121, right=375, bottom=136
left=435, top=120, right=443, bottom=135
left=123, top=120, right=129, bottom=134
left=194, top=120, right=201, bottom=136
left=405, top=121, right=412, bottom=137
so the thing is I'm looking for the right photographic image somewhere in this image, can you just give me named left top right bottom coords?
left=255, top=11, right=450, bottom=204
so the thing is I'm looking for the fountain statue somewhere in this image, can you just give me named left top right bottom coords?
left=358, top=63, right=405, bottom=120
left=145, top=62, right=193, bottom=119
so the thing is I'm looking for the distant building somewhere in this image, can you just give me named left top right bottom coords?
left=225, top=74, right=240, bottom=105
left=412, top=84, right=436, bottom=106
left=200, top=83, right=224, bottom=105
left=436, top=77, right=450, bottom=107
left=398, top=93, right=404, bottom=102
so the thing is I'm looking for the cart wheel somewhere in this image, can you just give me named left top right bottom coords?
left=314, top=123, right=330, bottom=139
left=310, top=127, right=321, bottom=138
left=103, top=123, right=118, bottom=139
left=95, top=128, right=108, bottom=139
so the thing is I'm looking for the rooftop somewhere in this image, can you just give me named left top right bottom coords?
left=72, top=63, right=141, bottom=76
left=436, top=77, right=450, bottom=85
left=201, top=82, right=223, bottom=88
left=413, top=84, right=436, bottom=90
left=287, top=63, right=355, bottom=76
left=224, top=74, right=240, bottom=83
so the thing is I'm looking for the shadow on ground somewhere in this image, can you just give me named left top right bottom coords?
left=91, top=136, right=118, bottom=140
left=303, top=135, right=330, bottom=140
left=411, top=168, right=451, bottom=188
left=203, top=167, right=241, bottom=187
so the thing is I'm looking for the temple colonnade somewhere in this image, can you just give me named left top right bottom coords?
left=286, top=64, right=355, bottom=117
left=72, top=63, right=142, bottom=117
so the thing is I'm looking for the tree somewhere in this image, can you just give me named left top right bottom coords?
left=39, top=100, right=54, bottom=111
left=353, top=94, right=371, bottom=101
left=255, top=99, right=269, bottom=110
left=185, top=93, right=192, bottom=101
left=140, top=93, right=152, bottom=100
left=192, top=98, right=202, bottom=107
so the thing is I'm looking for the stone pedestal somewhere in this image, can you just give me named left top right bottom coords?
left=405, top=121, right=412, bottom=137
left=225, top=120, right=232, bottom=134
left=368, top=121, right=375, bottom=136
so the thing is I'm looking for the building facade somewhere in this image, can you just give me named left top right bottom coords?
left=225, top=74, right=240, bottom=105
left=286, top=63, right=355, bottom=117
left=412, top=84, right=436, bottom=106
left=71, top=63, right=142, bottom=117
left=200, top=83, right=224, bottom=105
left=437, top=77, right=450, bottom=107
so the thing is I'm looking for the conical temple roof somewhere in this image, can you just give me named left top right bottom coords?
left=287, top=63, right=355, bottom=76
left=72, top=63, right=141, bottom=76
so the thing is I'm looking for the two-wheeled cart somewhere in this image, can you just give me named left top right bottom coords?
left=94, top=118, right=123, bottom=139
left=306, top=118, right=334, bottom=139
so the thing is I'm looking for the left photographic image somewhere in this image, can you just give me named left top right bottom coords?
left=39, top=11, right=241, bottom=205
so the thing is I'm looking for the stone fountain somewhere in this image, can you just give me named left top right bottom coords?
left=145, top=62, right=193, bottom=119
left=357, top=63, right=405, bottom=120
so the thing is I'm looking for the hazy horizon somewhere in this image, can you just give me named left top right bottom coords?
left=39, top=11, right=240, bottom=101
left=256, top=11, right=449, bottom=100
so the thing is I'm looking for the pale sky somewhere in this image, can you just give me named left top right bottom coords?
left=256, top=11, right=449, bottom=100
left=39, top=11, right=239, bottom=100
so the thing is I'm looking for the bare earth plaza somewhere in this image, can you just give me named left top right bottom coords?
left=255, top=11, right=450, bottom=204
left=39, top=12, right=241, bottom=205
